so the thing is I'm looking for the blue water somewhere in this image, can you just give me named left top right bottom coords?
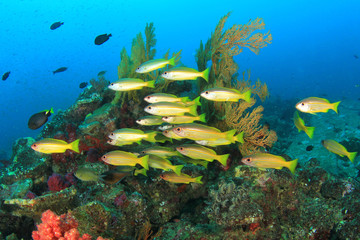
left=0, top=0, right=359, bottom=157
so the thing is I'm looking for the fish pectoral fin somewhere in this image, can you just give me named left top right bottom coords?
left=258, top=168, right=267, bottom=171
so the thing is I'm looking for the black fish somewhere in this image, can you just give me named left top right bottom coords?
left=79, top=82, right=88, bottom=89
left=28, top=108, right=54, bottom=130
left=2, top=71, right=10, bottom=81
left=97, top=70, right=106, bottom=76
left=53, top=67, right=67, bottom=74
left=95, top=33, right=112, bottom=45
left=50, top=21, right=64, bottom=30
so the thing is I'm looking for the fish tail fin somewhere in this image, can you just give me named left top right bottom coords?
left=235, top=131, right=245, bottom=143
left=180, top=96, right=189, bottom=103
left=168, top=56, right=176, bottom=66
left=224, top=129, right=237, bottom=141
left=188, top=104, right=198, bottom=116
left=139, top=155, right=149, bottom=170
left=173, top=165, right=184, bottom=176
left=135, top=168, right=148, bottom=177
left=287, top=159, right=298, bottom=174
left=202, top=161, right=209, bottom=169
left=147, top=80, right=156, bottom=88
left=348, top=152, right=357, bottom=163
left=193, top=96, right=202, bottom=106
left=52, top=71, right=56, bottom=74
left=195, top=176, right=203, bottom=184
left=145, top=131, right=158, bottom=143
left=50, top=107, right=54, bottom=114
left=332, top=101, right=341, bottom=114
left=198, top=113, right=207, bottom=123
left=108, top=33, right=112, bottom=37
left=305, top=126, right=315, bottom=139
left=69, top=139, right=80, bottom=153
left=242, top=90, right=252, bottom=103
left=218, top=154, right=230, bottom=166
left=201, top=67, right=210, bottom=82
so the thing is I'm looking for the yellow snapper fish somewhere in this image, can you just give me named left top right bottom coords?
left=176, top=144, right=229, bottom=166
left=108, top=78, right=155, bottom=91
left=144, top=93, right=189, bottom=103
left=162, top=113, right=206, bottom=124
left=241, top=153, right=298, bottom=174
left=108, top=128, right=157, bottom=143
left=321, top=139, right=357, bottom=163
left=171, top=123, right=236, bottom=141
left=161, top=67, right=210, bottom=82
left=195, top=131, right=244, bottom=146
left=75, top=167, right=136, bottom=184
left=107, top=138, right=135, bottom=146
left=160, top=172, right=203, bottom=184
left=136, top=56, right=176, bottom=73
left=162, top=129, right=184, bottom=140
left=136, top=115, right=164, bottom=126
left=101, top=150, right=149, bottom=170
left=201, top=87, right=252, bottom=103
left=293, top=111, right=315, bottom=139
left=147, top=154, right=184, bottom=176
left=31, top=138, right=80, bottom=154
left=141, top=146, right=181, bottom=158
left=144, top=102, right=198, bottom=116
left=295, top=97, right=341, bottom=114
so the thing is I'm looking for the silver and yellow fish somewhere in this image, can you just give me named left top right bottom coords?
left=176, top=144, right=229, bottom=166
left=144, top=93, right=189, bottom=103
left=161, top=67, right=210, bottom=82
left=136, top=56, right=176, bottom=73
left=295, top=97, right=340, bottom=114
left=136, top=115, right=164, bottom=126
left=293, top=111, right=315, bottom=139
left=171, top=123, right=236, bottom=141
left=109, top=128, right=157, bottom=143
left=195, top=132, right=244, bottom=146
left=145, top=102, right=198, bottom=116
left=241, top=153, right=298, bottom=174
left=147, top=154, right=184, bottom=176
left=141, top=146, right=181, bottom=158
left=31, top=138, right=80, bottom=154
left=321, top=139, right=357, bottom=163
left=101, top=150, right=149, bottom=169
left=201, top=87, right=251, bottom=103
left=160, top=172, right=203, bottom=184
left=162, top=113, right=206, bottom=124
left=108, top=78, right=155, bottom=91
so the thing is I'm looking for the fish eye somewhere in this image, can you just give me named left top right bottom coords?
left=301, top=103, right=304, bottom=106
left=147, top=96, right=151, bottom=99
left=110, top=133, right=114, bottom=136
left=102, top=156, right=106, bottom=159
left=205, top=91, right=209, bottom=94
left=110, top=83, right=114, bottom=86
left=245, top=158, right=251, bottom=162
left=176, top=127, right=181, bottom=132
left=148, top=107, right=152, bottom=110
left=163, top=72, right=167, bottom=75
left=164, top=117, right=168, bottom=119
left=137, top=67, right=140, bottom=70
left=142, top=151, right=146, bottom=154
left=164, top=130, right=168, bottom=133
left=179, top=147, right=183, bottom=150
left=32, top=144, right=37, bottom=148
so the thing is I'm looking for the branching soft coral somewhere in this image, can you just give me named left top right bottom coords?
left=32, top=210, right=108, bottom=240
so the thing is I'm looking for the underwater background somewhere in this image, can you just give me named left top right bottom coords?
left=1, top=0, right=360, bottom=239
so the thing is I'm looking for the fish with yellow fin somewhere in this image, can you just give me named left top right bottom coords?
left=162, top=113, right=206, bottom=124
left=31, top=138, right=80, bottom=154
left=321, top=139, right=357, bottom=163
left=144, top=102, right=198, bottom=116
left=141, top=146, right=181, bottom=158
left=176, top=144, right=229, bottom=166
left=161, top=67, right=210, bottom=82
left=195, top=131, right=244, bottom=146
left=160, top=172, right=203, bottom=184
left=201, top=87, right=252, bottom=103
left=108, top=128, right=158, bottom=143
left=108, top=78, right=155, bottom=91
left=293, top=111, right=315, bottom=139
left=295, top=97, right=341, bottom=114
left=144, top=93, right=189, bottom=103
left=147, top=155, right=184, bottom=176
left=136, top=115, right=164, bottom=126
left=101, top=150, right=149, bottom=170
left=241, top=153, right=298, bottom=174
left=136, top=56, right=177, bottom=73
left=171, top=123, right=236, bottom=141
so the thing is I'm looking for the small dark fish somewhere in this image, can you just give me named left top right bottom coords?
left=97, top=70, right=106, bottom=76
left=2, top=71, right=10, bottom=81
left=79, top=82, right=88, bottom=89
left=95, top=33, right=112, bottom=45
left=28, top=108, right=54, bottom=130
left=100, top=168, right=133, bottom=184
left=53, top=67, right=68, bottom=74
left=354, top=54, right=359, bottom=59
left=306, top=145, right=314, bottom=151
left=86, top=148, right=100, bottom=162
left=50, top=21, right=64, bottom=30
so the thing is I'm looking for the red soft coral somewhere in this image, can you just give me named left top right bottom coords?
left=32, top=210, right=109, bottom=240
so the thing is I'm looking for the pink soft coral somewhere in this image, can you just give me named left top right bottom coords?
left=32, top=210, right=107, bottom=240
